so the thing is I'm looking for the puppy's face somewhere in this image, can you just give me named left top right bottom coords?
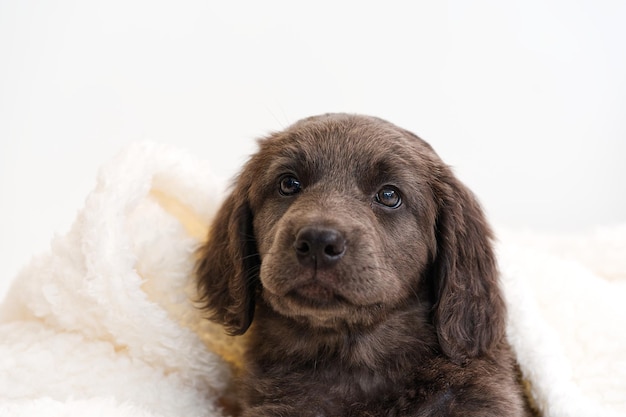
left=244, top=115, right=441, bottom=328
left=198, top=113, right=502, bottom=361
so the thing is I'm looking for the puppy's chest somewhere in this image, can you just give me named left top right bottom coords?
left=250, top=360, right=421, bottom=413
left=320, top=365, right=390, bottom=398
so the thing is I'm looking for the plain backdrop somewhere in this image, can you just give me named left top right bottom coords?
left=1, top=0, right=625, bottom=298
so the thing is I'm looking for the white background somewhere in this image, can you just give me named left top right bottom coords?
left=1, top=0, right=625, bottom=297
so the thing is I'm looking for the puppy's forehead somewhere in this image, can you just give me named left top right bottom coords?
left=258, top=114, right=435, bottom=177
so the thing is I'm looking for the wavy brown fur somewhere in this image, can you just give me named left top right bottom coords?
left=196, top=114, right=532, bottom=416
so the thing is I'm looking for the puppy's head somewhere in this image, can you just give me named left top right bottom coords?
left=196, top=113, right=504, bottom=362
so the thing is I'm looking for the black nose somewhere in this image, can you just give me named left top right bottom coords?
left=294, top=226, right=346, bottom=268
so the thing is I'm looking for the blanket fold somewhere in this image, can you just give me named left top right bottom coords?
left=1, top=142, right=624, bottom=417
left=0, top=143, right=237, bottom=417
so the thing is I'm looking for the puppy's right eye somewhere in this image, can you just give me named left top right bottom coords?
left=279, top=175, right=302, bottom=196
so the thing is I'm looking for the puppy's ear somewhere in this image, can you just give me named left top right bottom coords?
left=431, top=173, right=505, bottom=363
left=195, top=182, right=260, bottom=335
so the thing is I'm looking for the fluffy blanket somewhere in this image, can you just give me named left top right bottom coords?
left=0, top=142, right=624, bottom=417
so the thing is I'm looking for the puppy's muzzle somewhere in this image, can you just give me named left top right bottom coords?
left=293, top=226, right=346, bottom=269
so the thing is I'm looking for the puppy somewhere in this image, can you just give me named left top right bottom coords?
left=196, top=114, right=532, bottom=416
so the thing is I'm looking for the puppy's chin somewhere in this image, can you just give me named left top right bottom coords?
left=262, top=287, right=387, bottom=329
left=289, top=282, right=347, bottom=306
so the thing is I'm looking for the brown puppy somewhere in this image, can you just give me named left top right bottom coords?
left=196, top=114, right=531, bottom=416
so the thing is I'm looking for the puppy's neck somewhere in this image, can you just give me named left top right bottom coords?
left=249, top=300, right=438, bottom=371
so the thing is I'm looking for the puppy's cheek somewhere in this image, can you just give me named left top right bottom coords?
left=259, top=253, right=297, bottom=296
left=253, top=207, right=285, bottom=257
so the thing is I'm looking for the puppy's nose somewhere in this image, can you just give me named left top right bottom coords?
left=294, top=226, right=346, bottom=268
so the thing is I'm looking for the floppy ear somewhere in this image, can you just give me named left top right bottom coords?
left=431, top=172, right=505, bottom=364
left=195, top=183, right=260, bottom=336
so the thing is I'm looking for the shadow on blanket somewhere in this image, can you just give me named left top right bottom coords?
left=1, top=142, right=624, bottom=417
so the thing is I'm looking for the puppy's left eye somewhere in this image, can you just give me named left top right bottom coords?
left=279, top=175, right=302, bottom=196
left=375, top=186, right=402, bottom=208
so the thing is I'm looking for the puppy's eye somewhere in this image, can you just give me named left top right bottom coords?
left=279, top=175, right=302, bottom=196
left=375, top=186, right=402, bottom=208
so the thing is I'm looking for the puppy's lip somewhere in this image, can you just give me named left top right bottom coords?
left=289, top=282, right=345, bottom=306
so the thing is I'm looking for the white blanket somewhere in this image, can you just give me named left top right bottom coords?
left=1, top=142, right=624, bottom=417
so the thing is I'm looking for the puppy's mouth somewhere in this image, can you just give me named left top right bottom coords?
left=288, top=282, right=347, bottom=307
